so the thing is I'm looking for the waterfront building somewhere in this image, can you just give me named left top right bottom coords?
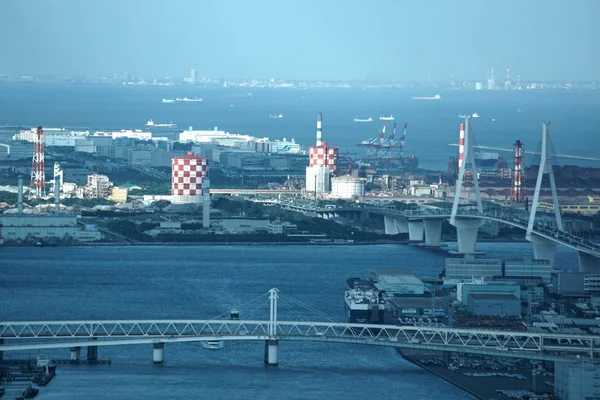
left=0, top=214, right=101, bottom=242
left=504, top=255, right=552, bottom=283
left=445, top=255, right=503, bottom=282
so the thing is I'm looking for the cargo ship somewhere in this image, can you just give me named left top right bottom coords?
left=176, top=97, right=203, bottom=103
left=145, top=119, right=177, bottom=128
left=411, top=94, right=441, bottom=100
left=353, top=117, right=373, bottom=122
left=379, top=115, right=395, bottom=121
left=162, top=98, right=175, bottom=104
left=345, top=279, right=385, bottom=323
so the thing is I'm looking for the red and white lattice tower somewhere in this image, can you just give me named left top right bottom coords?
left=512, top=140, right=524, bottom=202
left=29, top=126, right=46, bottom=198
left=171, top=152, right=209, bottom=204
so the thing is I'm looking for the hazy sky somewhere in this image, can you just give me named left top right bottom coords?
left=1, top=0, right=598, bottom=80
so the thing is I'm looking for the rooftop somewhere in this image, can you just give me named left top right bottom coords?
left=468, top=294, right=520, bottom=301
left=391, top=297, right=448, bottom=309
left=379, top=275, right=423, bottom=286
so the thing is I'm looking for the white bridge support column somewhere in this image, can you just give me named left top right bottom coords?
left=578, top=252, right=600, bottom=273
left=69, top=346, right=81, bottom=362
left=529, top=234, right=557, bottom=267
left=153, top=342, right=165, bottom=364
left=264, top=339, right=278, bottom=366
left=408, top=220, right=424, bottom=241
left=384, top=216, right=398, bottom=235
left=454, top=218, right=483, bottom=254
left=423, top=219, right=443, bottom=247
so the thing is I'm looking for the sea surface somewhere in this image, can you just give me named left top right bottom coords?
left=0, top=243, right=579, bottom=399
left=1, top=84, right=600, bottom=170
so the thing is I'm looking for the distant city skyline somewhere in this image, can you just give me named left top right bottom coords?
left=0, top=0, right=599, bottom=81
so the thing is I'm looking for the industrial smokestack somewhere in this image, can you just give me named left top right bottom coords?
left=54, top=176, right=61, bottom=214
left=18, top=175, right=23, bottom=213
left=458, top=123, right=465, bottom=170
left=202, top=178, right=210, bottom=229
left=316, top=112, right=322, bottom=146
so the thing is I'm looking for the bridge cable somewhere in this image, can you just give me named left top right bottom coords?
left=208, top=292, right=271, bottom=321
left=278, top=293, right=339, bottom=323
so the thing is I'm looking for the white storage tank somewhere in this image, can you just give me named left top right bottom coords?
left=331, top=175, right=365, bottom=198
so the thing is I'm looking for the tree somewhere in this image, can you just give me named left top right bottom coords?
left=153, top=200, right=172, bottom=210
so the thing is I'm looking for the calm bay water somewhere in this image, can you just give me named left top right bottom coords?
left=1, top=84, right=599, bottom=170
left=0, top=243, right=579, bottom=399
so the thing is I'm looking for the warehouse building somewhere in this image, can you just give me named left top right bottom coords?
left=554, top=361, right=600, bottom=400
left=466, top=294, right=521, bottom=317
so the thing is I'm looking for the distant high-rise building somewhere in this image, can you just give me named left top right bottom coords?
left=190, top=69, right=197, bottom=84
left=504, top=67, right=511, bottom=90
left=487, top=68, right=495, bottom=90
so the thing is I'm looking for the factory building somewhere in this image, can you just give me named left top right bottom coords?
left=84, top=174, right=112, bottom=199
left=458, top=281, right=521, bottom=304
left=391, top=297, right=448, bottom=317
left=552, top=272, right=600, bottom=296
left=330, top=175, right=365, bottom=199
left=305, top=166, right=330, bottom=193
left=171, top=152, right=209, bottom=204
left=466, top=294, right=521, bottom=317
left=305, top=113, right=338, bottom=194
left=444, top=255, right=503, bottom=283
left=0, top=215, right=101, bottom=242
left=554, top=361, right=600, bottom=400
left=504, top=255, right=552, bottom=283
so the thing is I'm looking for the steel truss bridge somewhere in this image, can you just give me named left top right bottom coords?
left=1, top=290, right=599, bottom=365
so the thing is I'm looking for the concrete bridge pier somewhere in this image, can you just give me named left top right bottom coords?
left=453, top=219, right=483, bottom=254
left=87, top=343, right=98, bottom=362
left=528, top=234, right=557, bottom=267
left=264, top=339, right=278, bottom=366
left=153, top=342, right=165, bottom=364
left=458, top=353, right=468, bottom=367
left=442, top=351, right=452, bottom=365
left=384, top=215, right=399, bottom=235
left=408, top=220, right=424, bottom=241
left=578, top=251, right=600, bottom=273
left=423, top=219, right=443, bottom=247
left=531, top=362, right=544, bottom=394
left=70, top=346, right=81, bottom=362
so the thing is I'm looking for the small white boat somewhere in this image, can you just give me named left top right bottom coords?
left=472, top=113, right=480, bottom=118
left=161, top=98, right=175, bottom=104
left=353, top=117, right=373, bottom=122
left=269, top=113, right=283, bottom=119
left=457, top=114, right=467, bottom=118
left=203, top=340, right=224, bottom=350
left=379, top=114, right=395, bottom=121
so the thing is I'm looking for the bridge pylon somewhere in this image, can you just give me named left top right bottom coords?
left=265, top=288, right=279, bottom=366
left=526, top=123, right=563, bottom=239
left=450, top=117, right=484, bottom=254
left=525, top=123, right=562, bottom=266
